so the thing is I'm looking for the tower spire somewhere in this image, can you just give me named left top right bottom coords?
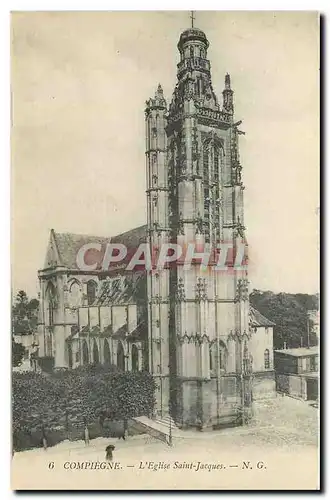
left=190, top=11, right=195, bottom=28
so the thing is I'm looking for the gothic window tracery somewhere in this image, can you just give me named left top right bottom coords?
left=93, top=339, right=100, bottom=364
left=87, top=280, right=97, bottom=306
left=131, top=344, right=139, bottom=371
left=117, top=341, right=126, bottom=371
left=82, top=340, right=89, bottom=365
left=45, top=282, right=57, bottom=356
left=104, top=338, right=111, bottom=364
left=209, top=341, right=227, bottom=377
left=202, top=138, right=223, bottom=244
left=69, top=280, right=82, bottom=308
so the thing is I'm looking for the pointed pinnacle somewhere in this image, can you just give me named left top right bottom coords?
left=225, top=73, right=231, bottom=89
left=156, top=83, right=163, bottom=96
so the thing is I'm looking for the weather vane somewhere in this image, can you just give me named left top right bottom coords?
left=190, top=11, right=195, bottom=28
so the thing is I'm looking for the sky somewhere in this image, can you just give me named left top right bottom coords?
left=11, top=11, right=320, bottom=297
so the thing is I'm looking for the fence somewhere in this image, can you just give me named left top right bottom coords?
left=13, top=418, right=145, bottom=452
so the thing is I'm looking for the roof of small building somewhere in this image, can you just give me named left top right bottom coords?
left=249, top=306, right=275, bottom=327
left=304, top=372, right=319, bottom=379
left=274, top=346, right=319, bottom=357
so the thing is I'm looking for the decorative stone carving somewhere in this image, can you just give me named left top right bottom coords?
left=195, top=212, right=204, bottom=234
left=196, top=277, right=207, bottom=301
left=235, top=278, right=249, bottom=302
left=181, top=159, right=187, bottom=175
left=234, top=216, right=245, bottom=239
left=150, top=294, right=162, bottom=305
left=177, top=212, right=185, bottom=235
left=153, top=222, right=160, bottom=233
left=151, top=152, right=157, bottom=164
left=176, top=277, right=185, bottom=302
left=192, top=127, right=199, bottom=162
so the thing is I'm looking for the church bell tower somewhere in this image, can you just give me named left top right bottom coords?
left=146, top=18, right=250, bottom=428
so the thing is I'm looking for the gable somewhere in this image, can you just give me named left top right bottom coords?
left=249, top=306, right=275, bottom=328
left=41, top=224, right=147, bottom=272
left=44, top=229, right=62, bottom=269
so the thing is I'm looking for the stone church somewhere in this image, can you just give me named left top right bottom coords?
left=37, top=23, right=276, bottom=428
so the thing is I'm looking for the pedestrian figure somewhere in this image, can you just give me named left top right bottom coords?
left=41, top=426, right=48, bottom=451
left=118, top=429, right=126, bottom=440
left=105, top=444, right=115, bottom=461
left=84, top=418, right=89, bottom=446
left=99, top=411, right=106, bottom=429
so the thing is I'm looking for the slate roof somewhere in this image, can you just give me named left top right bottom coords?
left=49, top=224, right=147, bottom=271
left=249, top=306, right=275, bottom=327
left=44, top=226, right=275, bottom=333
left=53, top=232, right=110, bottom=269
left=274, top=346, right=319, bottom=357
left=96, top=273, right=146, bottom=306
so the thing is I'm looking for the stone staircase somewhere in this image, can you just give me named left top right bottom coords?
left=131, top=415, right=180, bottom=446
left=153, top=415, right=179, bottom=432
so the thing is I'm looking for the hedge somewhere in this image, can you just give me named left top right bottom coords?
left=12, top=365, right=156, bottom=450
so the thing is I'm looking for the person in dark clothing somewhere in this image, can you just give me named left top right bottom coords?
left=99, top=412, right=106, bottom=429
left=118, top=430, right=126, bottom=440
left=41, top=426, right=48, bottom=450
left=105, top=444, right=115, bottom=461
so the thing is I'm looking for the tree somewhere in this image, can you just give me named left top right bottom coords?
left=12, top=290, right=39, bottom=335
left=250, top=290, right=319, bottom=349
left=12, top=366, right=156, bottom=450
left=12, top=340, right=26, bottom=367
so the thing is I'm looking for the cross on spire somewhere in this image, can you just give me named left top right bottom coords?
left=190, top=11, right=195, bottom=28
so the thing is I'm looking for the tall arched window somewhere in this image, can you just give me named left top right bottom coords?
left=69, top=280, right=82, bottom=308
left=190, top=46, right=194, bottom=58
left=209, top=341, right=227, bottom=377
left=46, top=282, right=56, bottom=326
left=104, top=339, right=111, bottom=365
left=82, top=340, right=89, bottom=365
left=219, top=341, right=227, bottom=371
left=203, top=139, right=223, bottom=245
left=264, top=349, right=270, bottom=369
left=131, top=345, right=139, bottom=372
left=93, top=339, right=100, bottom=364
left=117, top=342, right=125, bottom=371
left=209, top=343, right=217, bottom=377
left=67, top=342, right=73, bottom=369
left=46, top=282, right=56, bottom=357
left=87, top=280, right=97, bottom=306
left=203, top=142, right=211, bottom=243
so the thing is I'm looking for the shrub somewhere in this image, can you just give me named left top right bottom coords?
left=12, top=365, right=156, bottom=450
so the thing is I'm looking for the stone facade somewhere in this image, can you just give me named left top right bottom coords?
left=36, top=23, right=276, bottom=427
